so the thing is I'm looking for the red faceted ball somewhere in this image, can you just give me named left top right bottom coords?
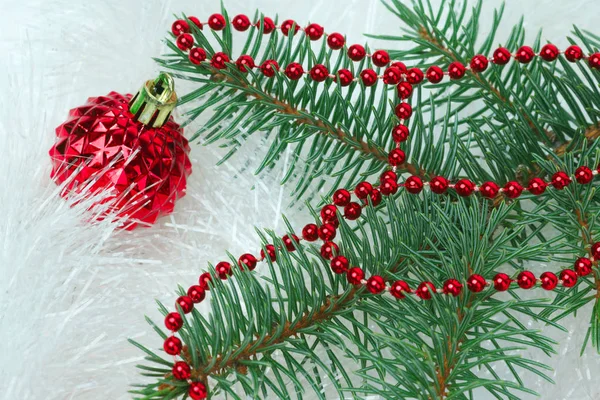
left=337, top=69, right=354, bottom=86
left=260, top=60, right=279, bottom=77
left=187, top=285, right=206, bottom=303
left=318, top=223, right=337, bottom=241
left=164, top=336, right=182, bottom=355
left=565, top=45, right=584, bottom=62
left=493, top=273, right=511, bottom=291
left=305, top=23, right=324, bottom=41
left=256, top=17, right=276, bottom=34
left=383, top=67, right=402, bottom=85
left=171, top=20, right=190, bottom=36
left=551, top=171, right=571, bottom=190
left=416, top=282, right=436, bottom=300
left=591, top=242, right=600, bottom=260
left=480, top=181, right=499, bottom=199
left=165, top=312, right=183, bottom=331
left=360, top=69, right=378, bottom=86
left=208, top=13, right=226, bottom=31
left=390, top=280, right=411, bottom=299
left=516, top=46, right=535, bottom=63
left=426, top=65, right=444, bottom=83
left=503, top=181, right=523, bottom=199
left=320, top=241, right=339, bottom=260
left=198, top=272, right=212, bottom=290
left=466, top=274, right=487, bottom=293
left=396, top=82, right=413, bottom=100
left=395, top=102, right=413, bottom=120
left=367, top=275, right=386, bottom=294
left=176, top=33, right=194, bottom=51
left=188, top=17, right=203, bottom=30
left=588, top=53, right=600, bottom=69
left=493, top=47, right=512, bottom=65
left=282, top=234, right=299, bottom=251
left=215, top=261, right=232, bottom=279
left=173, top=361, right=191, bottom=380
left=391, top=61, right=407, bottom=74
left=574, top=257, right=593, bottom=276
left=406, top=68, right=424, bottom=84
left=347, top=267, right=365, bottom=285
left=49, top=92, right=191, bottom=230
left=540, top=44, right=559, bottom=61
left=238, top=253, right=258, bottom=270
left=333, top=189, right=351, bottom=206
left=443, top=279, right=463, bottom=297
left=560, top=269, right=578, bottom=287
left=285, top=63, right=304, bottom=80
left=232, top=14, right=251, bottom=31
left=369, top=189, right=382, bottom=206
left=331, top=256, right=349, bottom=274
left=211, top=52, right=230, bottom=69
left=355, top=181, right=373, bottom=199
left=327, top=33, right=345, bottom=50
left=380, top=178, right=399, bottom=196
left=344, top=202, right=362, bottom=220
left=517, top=271, right=536, bottom=289
left=302, top=223, right=319, bottom=241
left=405, top=175, right=423, bottom=194
left=372, top=50, right=390, bottom=67
left=388, top=149, right=406, bottom=167
left=448, top=61, right=466, bottom=79
left=470, top=55, right=489, bottom=72
left=430, top=176, right=449, bottom=194
left=527, top=177, right=547, bottom=195
left=575, top=166, right=593, bottom=184
left=348, top=44, right=367, bottom=61
left=236, top=55, right=255, bottom=72
left=189, top=48, right=207, bottom=65
left=281, top=19, right=300, bottom=36
left=176, top=296, right=194, bottom=313
left=189, top=382, right=208, bottom=399
left=380, top=170, right=397, bottom=183
left=310, top=64, right=330, bottom=82
left=540, top=272, right=558, bottom=290
left=392, top=124, right=410, bottom=143
left=261, top=245, right=276, bottom=262
left=321, top=204, right=338, bottom=222
left=455, top=179, right=476, bottom=197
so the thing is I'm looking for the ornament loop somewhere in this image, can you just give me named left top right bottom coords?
left=129, top=72, right=178, bottom=128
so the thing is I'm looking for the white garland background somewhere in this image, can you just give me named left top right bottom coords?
left=1, top=0, right=600, bottom=399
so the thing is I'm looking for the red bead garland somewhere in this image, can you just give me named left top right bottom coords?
left=208, top=13, right=226, bottom=31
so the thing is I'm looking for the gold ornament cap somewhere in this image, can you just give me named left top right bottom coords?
left=129, top=72, right=177, bottom=128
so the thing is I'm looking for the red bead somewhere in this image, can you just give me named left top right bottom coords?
left=355, top=181, right=373, bottom=199
left=592, top=242, right=600, bottom=259
left=396, top=82, right=413, bottom=99
left=336, top=69, right=354, bottom=86
left=405, top=175, right=423, bottom=194
left=448, top=62, right=466, bottom=79
left=318, top=223, right=337, bottom=241
left=395, top=102, right=413, bottom=120
left=367, top=275, right=386, bottom=294
left=172, top=20, right=190, bottom=36
left=466, top=274, right=487, bottom=293
left=391, top=62, right=407, bottom=74
left=406, top=68, right=424, bottom=84
left=392, top=124, right=410, bottom=143
left=426, top=65, right=444, bottom=83
left=540, top=272, right=558, bottom=290
left=321, top=204, right=338, bottom=222
left=327, top=33, right=345, bottom=50
left=188, top=382, right=208, bottom=399
left=480, top=181, right=499, bottom=199
left=390, top=280, right=411, bottom=299
left=302, top=224, right=319, bottom=241
left=281, top=19, right=300, bottom=36
left=443, top=279, right=463, bottom=296
left=493, top=47, right=512, bottom=65
left=348, top=44, right=367, bottom=61
left=236, top=55, right=255, bottom=72
left=380, top=170, right=398, bottom=183
left=198, top=272, right=212, bottom=290
left=493, top=273, right=512, bottom=291
left=330, top=256, right=349, bottom=274
left=256, top=17, right=275, bottom=34
left=360, top=69, right=378, bottom=86
left=517, top=271, right=536, bottom=289
left=238, top=253, right=258, bottom=270
left=176, top=33, right=194, bottom=51
left=574, top=257, right=593, bottom=276
left=527, top=177, right=547, bottom=195
left=470, top=55, right=489, bottom=73
left=211, top=52, right=230, bottom=69
left=430, top=176, right=449, bottom=194
left=172, top=361, right=191, bottom=380
left=344, top=202, right=362, bottom=220
left=369, top=189, right=382, bottom=206
left=188, top=17, right=202, bottom=30
left=551, top=171, right=571, bottom=190
left=187, top=285, right=206, bottom=303
left=260, top=60, right=279, bottom=77
left=383, top=67, right=402, bottom=85
left=176, top=296, right=194, bottom=313
left=333, top=189, right=351, bottom=206
left=189, top=48, right=207, bottom=65
left=347, top=267, right=365, bottom=285
left=416, top=282, right=436, bottom=300
left=215, top=261, right=232, bottom=279
left=540, top=44, right=559, bottom=61
left=455, top=179, right=476, bottom=197
left=305, top=23, right=324, bottom=40
left=165, top=312, right=183, bottom=331
left=589, top=53, right=600, bottom=69
left=372, top=50, right=390, bottom=67
left=565, top=45, right=584, bottom=62
left=285, top=63, right=304, bottom=80
left=575, top=166, right=593, bottom=184
left=261, top=245, right=276, bottom=262
left=232, top=14, right=251, bottom=31
left=388, top=148, right=406, bottom=167
left=320, top=241, right=339, bottom=260
left=208, top=13, right=226, bottom=31
left=560, top=269, right=578, bottom=287
left=503, top=181, right=523, bottom=198
left=309, top=64, right=329, bottom=82
left=282, top=234, right=299, bottom=251
left=164, top=336, right=182, bottom=355
left=380, top=178, right=399, bottom=196
left=516, top=46, right=535, bottom=63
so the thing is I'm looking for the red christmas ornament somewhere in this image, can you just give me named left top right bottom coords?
left=391, top=62, right=407, bottom=74
left=49, top=75, right=191, bottom=230
left=238, top=253, right=258, bottom=270
left=336, top=69, right=354, bottom=87
left=208, top=13, right=226, bottom=30
left=187, top=285, right=206, bottom=303
left=575, top=166, right=593, bottom=184
left=388, top=149, right=406, bottom=167
left=285, top=63, right=304, bottom=80
left=455, top=179, right=476, bottom=197
left=172, top=361, right=191, bottom=380
left=165, top=312, right=183, bottom=331
left=589, top=53, right=600, bottom=69
left=176, top=33, right=194, bottom=51
left=236, top=55, right=255, bottom=72
left=383, top=67, right=402, bottom=85
left=430, top=176, right=449, bottom=194
left=560, top=269, right=578, bottom=287
left=320, top=241, right=339, bottom=259
left=406, top=68, right=424, bottom=84
left=302, top=223, right=319, bottom=241
left=493, top=273, right=511, bottom=291
left=540, top=44, right=559, bottom=61
left=318, top=223, right=337, bottom=241
left=480, top=181, right=499, bottom=199
left=261, top=245, right=277, bottom=262
left=527, top=177, right=547, bottom=195
left=188, top=17, right=202, bottom=30
left=344, top=202, right=362, bottom=220
left=330, top=256, right=349, bottom=274
left=215, top=261, right=233, bottom=279
left=395, top=103, right=413, bottom=120
left=503, top=181, right=523, bottom=199
left=164, top=336, right=182, bottom=355
left=176, top=296, right=194, bottom=313
left=470, top=55, right=489, bottom=72
left=369, top=189, right=382, bottom=206
left=591, top=242, right=600, bottom=259
left=493, top=47, right=512, bottom=65
left=310, top=64, right=329, bottom=82
left=426, top=65, right=444, bottom=83
left=189, top=48, right=207, bottom=65
left=321, top=204, right=338, bottom=222
left=281, top=19, right=300, bottom=36
left=355, top=181, right=373, bottom=199
left=333, top=189, right=351, bottom=206
left=256, top=17, right=276, bottom=34
left=171, top=20, right=190, bottom=36
left=260, top=60, right=279, bottom=77
left=360, top=69, right=378, bottom=86
left=416, top=282, right=436, bottom=300
left=551, top=171, right=571, bottom=190
left=443, top=279, right=463, bottom=296
left=305, top=23, right=324, bottom=41
left=516, top=46, right=535, bottom=63
left=517, top=271, right=536, bottom=289
left=232, top=14, right=251, bottom=31
left=392, top=124, right=410, bottom=143
left=348, top=44, right=367, bottom=61
left=188, top=382, right=208, bottom=399
left=380, top=170, right=398, bottom=183
left=211, top=52, right=230, bottom=69
left=574, top=257, right=593, bottom=276
left=448, top=62, right=466, bottom=79
left=404, top=176, right=423, bottom=194
left=198, top=272, right=212, bottom=290
left=367, top=275, right=386, bottom=294
left=390, top=280, right=411, bottom=299
left=372, top=50, right=391, bottom=67
left=380, top=178, right=399, bottom=196
left=396, top=82, right=413, bottom=100
left=347, top=267, right=365, bottom=285
left=540, top=271, right=558, bottom=290
left=327, top=33, right=345, bottom=50
left=565, top=45, right=584, bottom=62
left=282, top=234, right=299, bottom=251
left=466, top=274, right=486, bottom=293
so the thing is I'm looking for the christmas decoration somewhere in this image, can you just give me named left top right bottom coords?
left=49, top=73, right=192, bottom=229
